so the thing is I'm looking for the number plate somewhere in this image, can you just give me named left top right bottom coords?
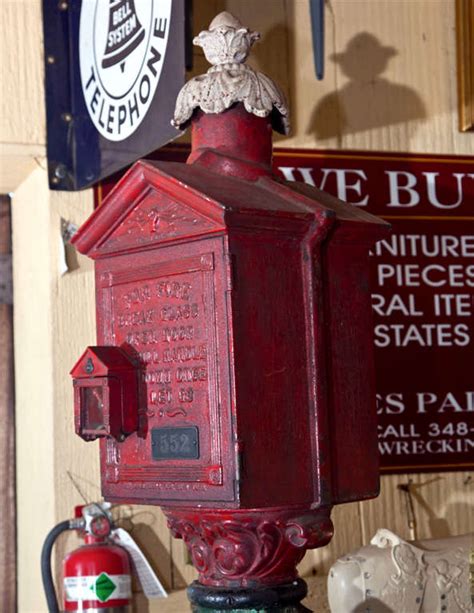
left=151, top=427, right=200, bottom=460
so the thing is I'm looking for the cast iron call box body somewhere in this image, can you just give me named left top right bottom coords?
left=71, top=11, right=388, bottom=607
left=72, top=143, right=386, bottom=508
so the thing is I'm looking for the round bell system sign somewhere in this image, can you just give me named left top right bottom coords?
left=79, top=0, right=172, bottom=141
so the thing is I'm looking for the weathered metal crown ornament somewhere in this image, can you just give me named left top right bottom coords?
left=172, top=12, right=290, bottom=134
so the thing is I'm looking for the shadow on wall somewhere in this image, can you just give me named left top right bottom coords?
left=308, top=32, right=426, bottom=141
left=251, top=22, right=291, bottom=98
left=115, top=516, right=187, bottom=612
left=129, top=520, right=186, bottom=588
left=252, top=22, right=292, bottom=145
left=406, top=477, right=474, bottom=539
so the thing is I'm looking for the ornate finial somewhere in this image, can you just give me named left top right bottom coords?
left=195, top=12, right=260, bottom=66
left=172, top=12, right=290, bottom=134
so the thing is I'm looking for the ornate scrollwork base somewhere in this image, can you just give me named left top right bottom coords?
left=162, top=506, right=333, bottom=589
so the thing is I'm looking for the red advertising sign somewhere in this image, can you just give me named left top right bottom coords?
left=96, top=146, right=474, bottom=474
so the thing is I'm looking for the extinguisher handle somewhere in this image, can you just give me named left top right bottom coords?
left=41, top=519, right=82, bottom=613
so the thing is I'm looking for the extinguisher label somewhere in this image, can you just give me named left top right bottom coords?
left=111, top=528, right=167, bottom=598
left=64, top=572, right=131, bottom=602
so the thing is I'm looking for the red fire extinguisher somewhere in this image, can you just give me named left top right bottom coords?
left=41, top=503, right=132, bottom=613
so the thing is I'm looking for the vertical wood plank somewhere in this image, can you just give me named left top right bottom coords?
left=0, top=196, right=16, bottom=612
left=13, top=168, right=57, bottom=613
left=1, top=0, right=45, bottom=145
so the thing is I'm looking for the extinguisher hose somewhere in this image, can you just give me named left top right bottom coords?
left=40, top=519, right=75, bottom=613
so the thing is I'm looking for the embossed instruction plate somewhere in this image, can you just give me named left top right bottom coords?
left=99, top=251, right=225, bottom=492
left=113, top=267, right=209, bottom=429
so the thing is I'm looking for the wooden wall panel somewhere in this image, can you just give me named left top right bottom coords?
left=13, top=168, right=57, bottom=613
left=283, top=0, right=472, bottom=155
left=1, top=1, right=45, bottom=146
left=0, top=196, right=15, bottom=612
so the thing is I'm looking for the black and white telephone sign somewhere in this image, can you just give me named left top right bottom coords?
left=43, top=0, right=186, bottom=190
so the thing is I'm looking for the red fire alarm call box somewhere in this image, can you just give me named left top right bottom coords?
left=71, top=11, right=389, bottom=601
left=71, top=119, right=388, bottom=508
